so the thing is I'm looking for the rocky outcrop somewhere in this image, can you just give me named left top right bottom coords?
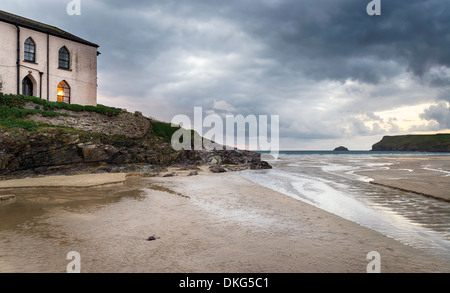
left=333, top=146, right=349, bottom=151
left=197, top=150, right=271, bottom=169
left=0, top=126, right=178, bottom=177
left=209, top=165, right=227, bottom=173
left=0, top=106, right=271, bottom=178
left=372, top=134, right=450, bottom=152
left=0, top=96, right=272, bottom=178
left=25, top=102, right=152, bottom=139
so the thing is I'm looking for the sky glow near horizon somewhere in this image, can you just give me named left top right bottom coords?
left=1, top=0, right=449, bottom=150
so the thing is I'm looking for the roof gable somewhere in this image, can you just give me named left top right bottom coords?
left=0, top=10, right=99, bottom=48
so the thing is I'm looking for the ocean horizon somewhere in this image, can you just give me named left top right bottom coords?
left=256, top=150, right=450, bottom=156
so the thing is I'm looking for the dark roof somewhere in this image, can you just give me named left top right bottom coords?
left=0, top=10, right=99, bottom=48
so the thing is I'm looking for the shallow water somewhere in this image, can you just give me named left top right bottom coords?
left=0, top=178, right=152, bottom=273
left=241, top=154, right=450, bottom=263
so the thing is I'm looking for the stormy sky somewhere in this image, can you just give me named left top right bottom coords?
left=1, top=0, right=450, bottom=150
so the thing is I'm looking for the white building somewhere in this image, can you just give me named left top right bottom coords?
left=0, top=10, right=99, bottom=105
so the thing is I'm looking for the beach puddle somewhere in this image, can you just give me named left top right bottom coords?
left=0, top=177, right=150, bottom=232
left=0, top=177, right=157, bottom=273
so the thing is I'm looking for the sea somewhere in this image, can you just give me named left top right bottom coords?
left=241, top=151, right=450, bottom=263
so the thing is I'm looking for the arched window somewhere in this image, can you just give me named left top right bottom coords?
left=22, top=76, right=34, bottom=96
left=24, top=38, right=36, bottom=62
left=57, top=81, right=70, bottom=104
left=58, top=46, right=70, bottom=69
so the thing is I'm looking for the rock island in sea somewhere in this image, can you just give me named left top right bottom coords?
left=333, top=146, right=349, bottom=151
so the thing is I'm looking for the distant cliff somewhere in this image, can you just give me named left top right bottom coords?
left=372, top=134, right=450, bottom=152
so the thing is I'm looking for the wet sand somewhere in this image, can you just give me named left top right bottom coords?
left=0, top=173, right=128, bottom=189
left=356, top=156, right=450, bottom=202
left=0, top=168, right=449, bottom=273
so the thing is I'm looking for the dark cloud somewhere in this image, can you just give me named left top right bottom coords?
left=232, top=0, right=450, bottom=84
left=12, top=1, right=448, bottom=92
left=57, top=0, right=450, bottom=86
left=2, top=0, right=449, bottom=149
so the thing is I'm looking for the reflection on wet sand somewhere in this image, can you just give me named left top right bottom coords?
left=1, top=171, right=449, bottom=273
left=0, top=178, right=147, bottom=272
left=0, top=180, right=143, bottom=233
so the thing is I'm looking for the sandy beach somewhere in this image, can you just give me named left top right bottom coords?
left=0, top=173, right=128, bottom=189
left=0, top=166, right=449, bottom=273
left=356, top=156, right=450, bottom=202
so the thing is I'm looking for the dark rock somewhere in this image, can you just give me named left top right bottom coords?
left=198, top=150, right=272, bottom=170
left=188, top=171, right=198, bottom=176
left=78, top=143, right=110, bottom=162
left=146, top=235, right=160, bottom=241
left=32, top=145, right=83, bottom=167
left=250, top=160, right=273, bottom=170
left=163, top=172, right=176, bottom=177
left=110, top=152, right=132, bottom=164
left=209, top=165, right=227, bottom=173
left=334, top=146, right=349, bottom=151
left=0, top=152, right=13, bottom=171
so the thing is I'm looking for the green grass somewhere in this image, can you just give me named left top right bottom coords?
left=0, top=94, right=195, bottom=145
left=373, top=134, right=450, bottom=151
left=0, top=93, right=123, bottom=131
left=151, top=121, right=199, bottom=144
left=0, top=94, right=122, bottom=116
left=0, top=105, right=67, bottom=130
left=375, top=134, right=450, bottom=146
left=151, top=121, right=181, bottom=141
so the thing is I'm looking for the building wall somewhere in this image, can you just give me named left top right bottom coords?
left=0, top=21, right=19, bottom=95
left=0, top=21, right=98, bottom=106
left=19, top=26, right=49, bottom=99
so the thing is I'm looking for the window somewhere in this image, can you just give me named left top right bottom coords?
left=58, top=46, right=70, bottom=69
left=57, top=80, right=70, bottom=104
left=22, top=76, right=33, bottom=96
left=24, top=38, right=36, bottom=62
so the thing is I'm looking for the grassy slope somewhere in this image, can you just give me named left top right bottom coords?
left=0, top=94, right=122, bottom=130
left=373, top=134, right=450, bottom=150
left=0, top=94, right=181, bottom=142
